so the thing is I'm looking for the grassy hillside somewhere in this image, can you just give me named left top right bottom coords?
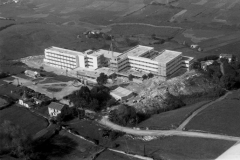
left=137, top=100, right=210, bottom=130
left=114, top=136, right=235, bottom=160
left=1, top=0, right=240, bottom=61
left=186, top=90, right=240, bottom=137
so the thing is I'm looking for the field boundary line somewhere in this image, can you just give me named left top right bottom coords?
left=176, top=91, right=232, bottom=130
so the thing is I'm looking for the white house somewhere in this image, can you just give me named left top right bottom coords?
left=48, top=102, right=66, bottom=117
left=25, top=70, right=40, bottom=78
left=190, top=44, right=199, bottom=49
left=219, top=54, right=233, bottom=63
left=18, top=91, right=34, bottom=108
left=18, top=99, right=34, bottom=108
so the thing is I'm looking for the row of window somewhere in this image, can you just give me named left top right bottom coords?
left=129, top=61, right=159, bottom=70
left=46, top=52, right=76, bottom=60
left=128, top=58, right=158, bottom=66
left=46, top=55, right=76, bottom=63
left=48, top=63, right=75, bottom=69
left=45, top=56, right=77, bottom=65
left=167, top=56, right=182, bottom=66
left=47, top=61, right=76, bottom=69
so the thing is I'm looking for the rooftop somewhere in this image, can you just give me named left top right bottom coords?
left=92, top=49, right=123, bottom=58
left=46, top=46, right=84, bottom=56
left=48, top=102, right=65, bottom=111
left=124, top=45, right=154, bottom=57
left=154, top=50, right=182, bottom=64
left=110, top=87, right=133, bottom=98
left=219, top=54, right=233, bottom=58
left=182, top=56, right=194, bottom=61
left=77, top=67, right=114, bottom=78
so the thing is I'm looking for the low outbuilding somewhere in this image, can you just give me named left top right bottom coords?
left=24, top=70, right=40, bottom=78
left=110, top=87, right=134, bottom=101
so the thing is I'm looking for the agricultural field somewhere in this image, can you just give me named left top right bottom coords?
left=186, top=99, right=240, bottom=137
left=48, top=130, right=103, bottom=160
left=66, top=119, right=103, bottom=141
left=0, top=104, right=48, bottom=135
left=0, top=80, right=22, bottom=100
left=96, top=150, right=141, bottom=160
left=0, top=97, right=8, bottom=109
left=114, top=135, right=235, bottom=160
left=138, top=100, right=210, bottom=130
left=109, top=24, right=180, bottom=38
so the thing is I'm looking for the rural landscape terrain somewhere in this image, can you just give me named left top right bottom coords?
left=0, top=0, right=240, bottom=160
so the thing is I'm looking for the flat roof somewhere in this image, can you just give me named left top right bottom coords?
left=46, top=46, right=84, bottom=56
left=110, top=87, right=133, bottom=98
left=92, top=49, right=122, bottom=58
left=124, top=45, right=154, bottom=57
left=154, top=50, right=182, bottom=64
left=182, top=56, right=194, bottom=61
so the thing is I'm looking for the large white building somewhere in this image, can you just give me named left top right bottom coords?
left=44, top=47, right=122, bottom=70
left=110, top=45, right=184, bottom=78
left=44, top=46, right=86, bottom=70
left=44, top=45, right=193, bottom=80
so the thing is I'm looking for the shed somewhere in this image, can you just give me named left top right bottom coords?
left=24, top=70, right=40, bottom=78
left=110, top=87, right=134, bottom=101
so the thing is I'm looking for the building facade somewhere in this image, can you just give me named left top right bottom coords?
left=44, top=45, right=193, bottom=80
left=44, top=46, right=86, bottom=70
left=110, top=45, right=183, bottom=78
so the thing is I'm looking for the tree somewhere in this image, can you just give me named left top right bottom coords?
left=0, top=121, right=36, bottom=159
left=142, top=74, right=148, bottom=80
left=128, top=74, right=134, bottom=81
left=109, top=104, right=138, bottom=126
left=148, top=73, right=154, bottom=78
left=97, top=73, right=108, bottom=85
left=220, top=74, right=237, bottom=90
left=39, top=66, right=44, bottom=71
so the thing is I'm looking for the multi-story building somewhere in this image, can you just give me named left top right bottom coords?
left=110, top=45, right=183, bottom=78
left=182, top=56, right=195, bottom=71
left=44, top=45, right=193, bottom=80
left=44, top=46, right=85, bottom=70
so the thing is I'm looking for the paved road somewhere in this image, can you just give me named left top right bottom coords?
left=99, top=117, right=240, bottom=141
left=99, top=91, right=240, bottom=142
left=177, top=91, right=232, bottom=130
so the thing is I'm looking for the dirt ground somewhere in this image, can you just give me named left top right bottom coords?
left=3, top=75, right=81, bottom=100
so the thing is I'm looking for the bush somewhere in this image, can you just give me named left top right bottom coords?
left=109, top=104, right=138, bottom=126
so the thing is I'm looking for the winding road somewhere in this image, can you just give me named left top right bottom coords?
left=177, top=91, right=232, bottom=130
left=99, top=91, right=240, bottom=142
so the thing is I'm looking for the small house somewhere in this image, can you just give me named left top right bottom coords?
left=19, top=99, right=34, bottom=108
left=201, top=60, right=214, bottom=71
left=24, top=70, right=40, bottom=78
left=190, top=44, right=199, bottom=49
left=18, top=91, right=34, bottom=108
left=219, top=54, right=233, bottom=63
left=34, top=98, right=43, bottom=105
left=48, top=102, right=67, bottom=117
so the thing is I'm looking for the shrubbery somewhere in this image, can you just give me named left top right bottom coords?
left=109, top=104, right=138, bottom=126
left=66, top=86, right=117, bottom=112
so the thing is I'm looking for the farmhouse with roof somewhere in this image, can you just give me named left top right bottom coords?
left=18, top=91, right=34, bottom=108
left=24, top=70, right=40, bottom=78
left=48, top=102, right=67, bottom=117
left=219, top=54, right=234, bottom=63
